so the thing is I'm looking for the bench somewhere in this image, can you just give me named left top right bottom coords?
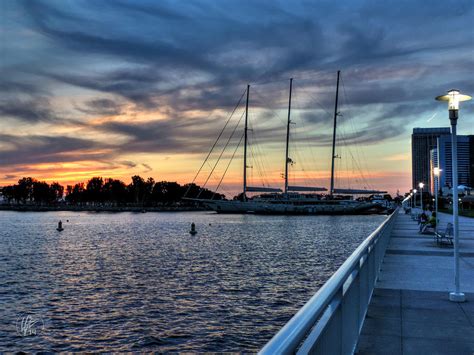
left=435, top=222, right=453, bottom=246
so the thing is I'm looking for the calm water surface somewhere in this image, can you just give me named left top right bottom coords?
left=0, top=211, right=386, bottom=352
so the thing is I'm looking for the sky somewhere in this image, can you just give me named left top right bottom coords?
left=1, top=0, right=473, bottom=197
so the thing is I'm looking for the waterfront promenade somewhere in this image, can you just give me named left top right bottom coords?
left=357, top=212, right=474, bottom=354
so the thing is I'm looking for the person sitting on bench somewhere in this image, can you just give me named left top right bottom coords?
left=421, top=211, right=437, bottom=233
left=418, top=210, right=428, bottom=230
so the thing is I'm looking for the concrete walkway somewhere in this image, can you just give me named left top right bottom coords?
left=357, top=211, right=474, bottom=354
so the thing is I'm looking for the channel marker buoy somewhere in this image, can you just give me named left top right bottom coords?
left=189, top=222, right=197, bottom=235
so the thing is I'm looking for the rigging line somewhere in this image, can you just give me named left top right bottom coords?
left=212, top=132, right=245, bottom=199
left=281, top=81, right=319, bottom=187
left=345, top=136, right=350, bottom=189
left=338, top=122, right=371, bottom=187
left=252, top=77, right=291, bottom=86
left=244, top=86, right=282, bottom=187
left=246, top=87, right=284, bottom=183
left=290, top=129, right=317, bottom=187
left=335, top=114, right=350, bottom=189
left=298, top=87, right=333, bottom=118
left=340, top=76, right=364, bottom=168
left=248, top=119, right=272, bottom=186
left=251, top=142, right=268, bottom=187
left=292, top=89, right=325, bottom=183
left=184, top=88, right=247, bottom=197
left=290, top=105, right=323, bottom=189
left=340, top=74, right=374, bottom=189
left=197, top=109, right=246, bottom=197
left=248, top=123, right=261, bottom=185
left=338, top=123, right=373, bottom=190
left=251, top=86, right=288, bottom=126
left=338, top=78, right=366, bottom=189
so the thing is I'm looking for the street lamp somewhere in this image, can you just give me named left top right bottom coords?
left=433, top=168, right=442, bottom=234
left=413, top=189, right=417, bottom=209
left=419, top=182, right=424, bottom=210
left=436, top=89, right=472, bottom=303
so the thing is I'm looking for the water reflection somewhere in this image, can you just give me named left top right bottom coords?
left=0, top=211, right=385, bottom=352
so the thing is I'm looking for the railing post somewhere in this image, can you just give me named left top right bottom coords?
left=342, top=268, right=361, bottom=354
left=358, top=253, right=369, bottom=329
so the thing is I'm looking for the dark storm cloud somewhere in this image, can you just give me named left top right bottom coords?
left=0, top=134, right=111, bottom=165
left=2, top=0, right=473, bottom=171
left=96, top=113, right=228, bottom=154
left=76, top=98, right=125, bottom=116
left=20, top=0, right=326, bottom=85
left=0, top=81, right=45, bottom=95
left=0, top=98, right=57, bottom=123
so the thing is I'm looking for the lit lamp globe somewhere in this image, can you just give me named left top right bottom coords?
left=435, top=89, right=472, bottom=112
left=418, top=183, right=424, bottom=210
left=436, top=89, right=471, bottom=303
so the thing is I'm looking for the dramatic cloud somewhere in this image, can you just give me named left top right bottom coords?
left=1, top=0, right=473, bottom=193
left=0, top=134, right=111, bottom=165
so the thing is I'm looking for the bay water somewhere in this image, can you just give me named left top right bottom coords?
left=0, top=211, right=386, bottom=352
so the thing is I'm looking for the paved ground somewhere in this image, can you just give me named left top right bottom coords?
left=357, top=211, right=474, bottom=354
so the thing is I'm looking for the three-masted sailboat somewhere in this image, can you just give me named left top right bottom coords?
left=193, top=71, right=386, bottom=214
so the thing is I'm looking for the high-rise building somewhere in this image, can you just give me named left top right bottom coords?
left=439, top=135, right=471, bottom=188
left=430, top=135, right=473, bottom=193
left=470, top=136, right=474, bottom=188
left=412, top=127, right=451, bottom=193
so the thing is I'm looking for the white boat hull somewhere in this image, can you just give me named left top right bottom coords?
left=202, top=199, right=376, bottom=215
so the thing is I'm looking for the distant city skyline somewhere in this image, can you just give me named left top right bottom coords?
left=1, top=0, right=473, bottom=195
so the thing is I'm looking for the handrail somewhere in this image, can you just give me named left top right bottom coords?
left=260, top=208, right=399, bottom=355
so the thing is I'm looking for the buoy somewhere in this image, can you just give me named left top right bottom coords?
left=56, top=220, right=64, bottom=232
left=189, top=222, right=197, bottom=235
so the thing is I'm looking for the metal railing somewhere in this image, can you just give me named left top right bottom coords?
left=259, top=208, right=399, bottom=355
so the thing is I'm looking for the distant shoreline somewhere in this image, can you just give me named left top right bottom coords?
left=0, top=205, right=208, bottom=213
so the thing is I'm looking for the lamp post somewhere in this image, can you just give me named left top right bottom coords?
left=419, top=182, right=424, bottom=211
left=436, top=89, right=472, bottom=303
left=433, top=168, right=442, bottom=234
left=413, top=189, right=418, bottom=209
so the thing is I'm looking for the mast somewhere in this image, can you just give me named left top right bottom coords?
left=284, top=78, right=293, bottom=195
left=243, top=84, right=250, bottom=201
left=329, top=70, right=340, bottom=197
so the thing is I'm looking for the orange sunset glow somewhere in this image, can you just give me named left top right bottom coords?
left=1, top=0, right=473, bottom=198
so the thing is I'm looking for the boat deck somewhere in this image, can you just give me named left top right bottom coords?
left=356, top=212, right=474, bottom=354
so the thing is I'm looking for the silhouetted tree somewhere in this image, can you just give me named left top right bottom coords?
left=86, top=177, right=104, bottom=204
left=3, top=175, right=224, bottom=206
left=182, top=183, right=224, bottom=200
left=128, top=175, right=146, bottom=204
left=65, top=183, right=86, bottom=204
left=1, top=185, right=16, bottom=203
left=32, top=180, right=50, bottom=204
left=16, top=177, right=35, bottom=203
left=50, top=182, right=64, bottom=202
left=103, top=178, right=128, bottom=204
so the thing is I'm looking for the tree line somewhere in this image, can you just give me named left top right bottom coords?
left=0, top=176, right=223, bottom=205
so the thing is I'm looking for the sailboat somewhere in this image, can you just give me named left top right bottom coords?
left=190, top=71, right=386, bottom=215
